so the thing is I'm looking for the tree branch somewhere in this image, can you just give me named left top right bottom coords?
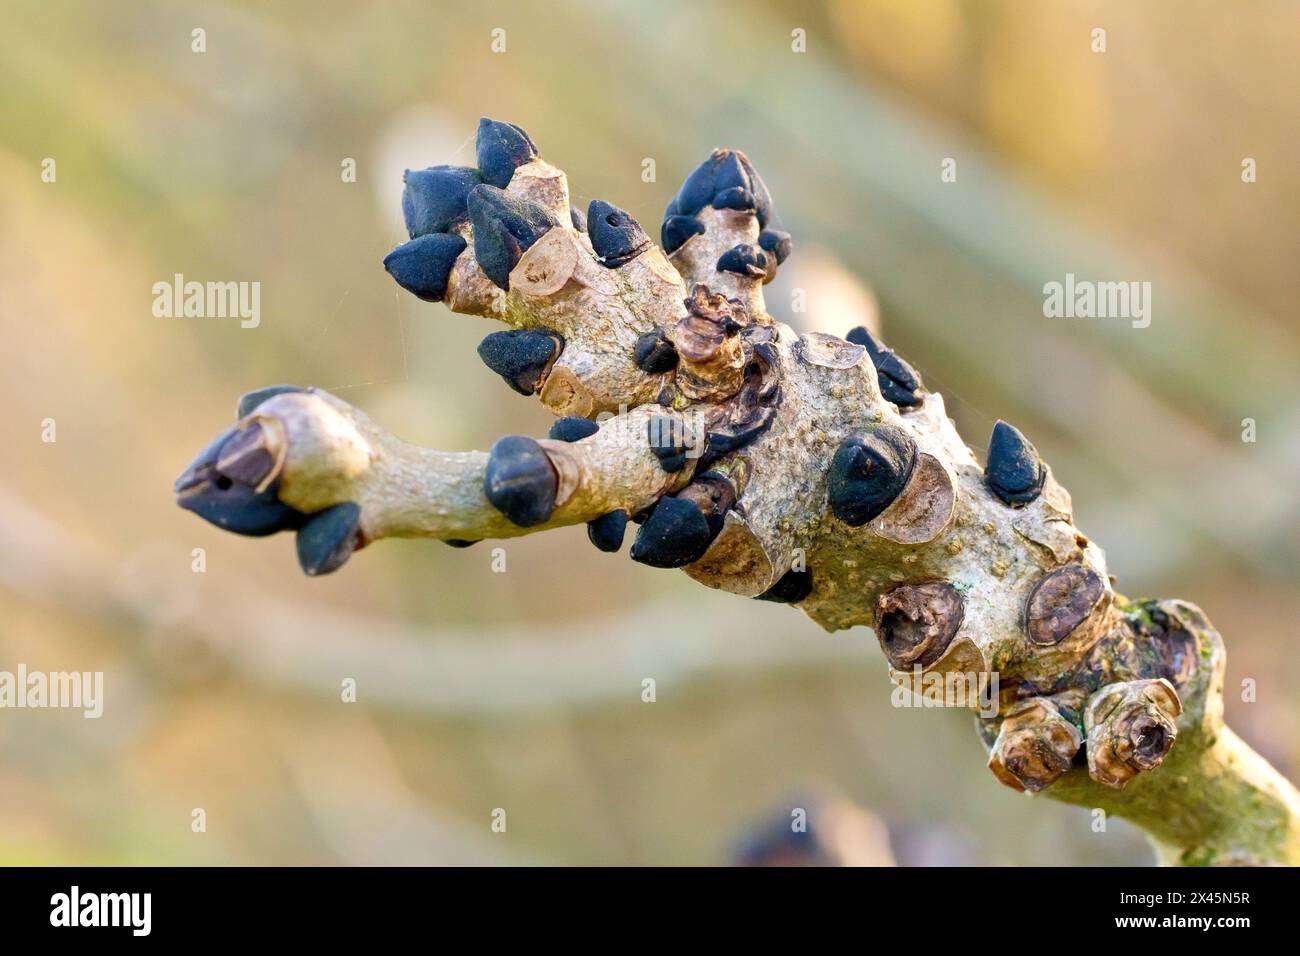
left=173, top=117, right=1300, bottom=865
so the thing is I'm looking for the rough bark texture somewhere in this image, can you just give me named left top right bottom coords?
left=174, top=118, right=1300, bottom=866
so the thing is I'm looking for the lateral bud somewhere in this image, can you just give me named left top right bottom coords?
left=467, top=185, right=558, bottom=289
left=986, top=420, right=1045, bottom=506
left=987, top=698, right=1082, bottom=793
left=587, top=199, right=651, bottom=267
left=633, top=329, right=679, bottom=374
left=629, top=475, right=735, bottom=568
left=670, top=284, right=747, bottom=401
left=475, top=117, right=539, bottom=189
left=296, top=501, right=363, bottom=576
left=402, top=165, right=481, bottom=237
left=827, top=425, right=917, bottom=526
left=476, top=329, right=563, bottom=395
left=1085, top=678, right=1182, bottom=789
left=874, top=581, right=964, bottom=670
left=844, top=326, right=923, bottom=408
left=483, top=435, right=559, bottom=527
left=587, top=509, right=629, bottom=553
left=383, top=233, right=468, bottom=302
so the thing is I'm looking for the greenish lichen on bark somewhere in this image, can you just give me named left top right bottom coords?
left=1044, top=598, right=1300, bottom=865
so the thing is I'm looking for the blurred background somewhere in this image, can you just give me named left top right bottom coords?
left=1, top=0, right=1297, bottom=865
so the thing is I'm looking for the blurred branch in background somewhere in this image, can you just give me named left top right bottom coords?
left=734, top=791, right=898, bottom=867
left=732, top=789, right=983, bottom=866
left=0, top=488, right=871, bottom=718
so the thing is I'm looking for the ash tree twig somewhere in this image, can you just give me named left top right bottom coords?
left=173, top=117, right=1300, bottom=866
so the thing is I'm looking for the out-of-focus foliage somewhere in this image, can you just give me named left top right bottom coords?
left=0, top=0, right=1295, bottom=865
